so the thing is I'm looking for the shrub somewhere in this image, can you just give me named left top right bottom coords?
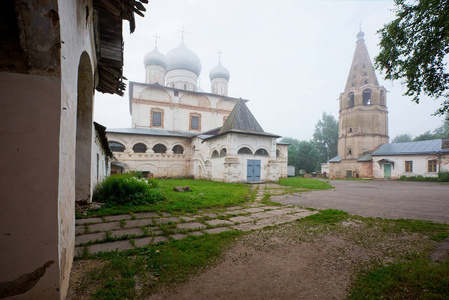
left=94, top=174, right=164, bottom=206
left=437, top=171, right=449, bottom=182
left=126, top=170, right=143, bottom=179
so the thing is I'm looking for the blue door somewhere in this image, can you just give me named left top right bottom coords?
left=247, top=160, right=261, bottom=182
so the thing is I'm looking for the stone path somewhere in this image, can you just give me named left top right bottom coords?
left=75, top=201, right=317, bottom=256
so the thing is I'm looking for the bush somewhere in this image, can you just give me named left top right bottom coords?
left=438, top=171, right=449, bottom=182
left=94, top=174, right=164, bottom=206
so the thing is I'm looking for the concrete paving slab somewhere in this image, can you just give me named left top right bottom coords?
left=177, top=222, right=206, bottom=230
left=109, top=228, right=143, bottom=238
left=134, top=237, right=153, bottom=248
left=180, top=216, right=196, bottom=222
left=133, top=212, right=159, bottom=218
left=292, top=211, right=319, bottom=218
left=155, top=217, right=180, bottom=224
left=75, top=232, right=106, bottom=245
left=75, top=217, right=102, bottom=225
left=124, top=219, right=154, bottom=228
left=74, top=247, right=84, bottom=257
left=248, top=212, right=273, bottom=220
left=88, top=222, right=121, bottom=232
left=204, top=227, right=233, bottom=234
left=243, top=208, right=265, bottom=213
left=153, top=236, right=169, bottom=243
left=259, top=206, right=277, bottom=210
left=88, top=240, right=134, bottom=254
left=104, top=214, right=132, bottom=221
left=170, top=233, right=187, bottom=240
left=189, top=231, right=204, bottom=236
left=266, top=209, right=290, bottom=216
left=149, top=230, right=163, bottom=236
left=75, top=226, right=85, bottom=235
left=229, top=216, right=253, bottom=223
left=161, top=212, right=172, bottom=217
left=202, top=213, right=217, bottom=218
left=206, top=219, right=233, bottom=226
left=226, top=206, right=244, bottom=210
left=232, top=223, right=265, bottom=232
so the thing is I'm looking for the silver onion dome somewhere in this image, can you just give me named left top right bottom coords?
left=209, top=61, right=230, bottom=81
left=143, top=45, right=168, bottom=68
left=166, top=42, right=202, bottom=76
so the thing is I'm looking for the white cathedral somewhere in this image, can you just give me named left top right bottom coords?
left=107, top=39, right=288, bottom=182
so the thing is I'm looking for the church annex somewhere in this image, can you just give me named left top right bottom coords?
left=107, top=40, right=288, bottom=182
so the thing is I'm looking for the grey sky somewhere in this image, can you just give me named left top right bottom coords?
left=94, top=0, right=446, bottom=141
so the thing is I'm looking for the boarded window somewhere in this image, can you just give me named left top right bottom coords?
left=109, top=142, right=125, bottom=152
left=347, top=92, right=354, bottom=108
left=173, top=145, right=184, bottom=154
left=211, top=150, right=219, bottom=158
left=405, top=161, right=413, bottom=173
left=133, top=143, right=147, bottom=153
left=152, top=111, right=162, bottom=127
left=363, top=89, right=372, bottom=105
left=238, top=147, right=253, bottom=155
left=153, top=144, right=166, bottom=153
left=220, top=148, right=227, bottom=157
left=255, top=149, right=269, bottom=156
left=428, top=160, right=437, bottom=172
left=276, top=149, right=281, bottom=157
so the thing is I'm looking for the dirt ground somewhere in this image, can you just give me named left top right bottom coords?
left=273, top=180, right=449, bottom=223
left=148, top=221, right=432, bottom=300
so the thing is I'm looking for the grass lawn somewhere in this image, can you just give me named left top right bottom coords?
left=86, top=179, right=252, bottom=217
left=277, top=176, right=333, bottom=191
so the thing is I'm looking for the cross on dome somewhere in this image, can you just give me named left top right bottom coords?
left=153, top=33, right=159, bottom=46
left=178, top=26, right=188, bottom=41
left=217, top=50, right=223, bottom=62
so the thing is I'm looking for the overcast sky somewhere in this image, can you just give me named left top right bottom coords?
left=94, top=0, right=446, bottom=141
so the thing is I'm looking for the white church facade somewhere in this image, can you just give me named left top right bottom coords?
left=107, top=40, right=288, bottom=182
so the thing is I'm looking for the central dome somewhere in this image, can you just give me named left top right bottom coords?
left=166, top=42, right=202, bottom=76
left=209, top=61, right=230, bottom=81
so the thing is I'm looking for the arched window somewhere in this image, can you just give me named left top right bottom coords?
left=347, top=148, right=352, bottom=155
left=347, top=92, right=354, bottom=108
left=380, top=90, right=386, bottom=106
left=255, top=149, right=269, bottom=156
left=173, top=145, right=184, bottom=154
left=133, top=143, right=147, bottom=153
left=211, top=150, right=219, bottom=158
left=276, top=149, right=281, bottom=157
left=238, top=147, right=253, bottom=155
left=220, top=148, right=227, bottom=157
left=109, top=142, right=125, bottom=152
left=363, top=89, right=372, bottom=105
left=153, top=144, right=166, bottom=153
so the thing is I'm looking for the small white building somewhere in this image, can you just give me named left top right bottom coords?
left=371, top=139, right=449, bottom=179
left=91, top=122, right=112, bottom=192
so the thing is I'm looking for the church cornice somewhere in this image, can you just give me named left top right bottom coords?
left=132, top=98, right=233, bottom=114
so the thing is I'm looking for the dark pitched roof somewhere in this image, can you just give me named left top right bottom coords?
left=371, top=139, right=449, bottom=156
left=219, top=99, right=264, bottom=134
left=94, top=122, right=112, bottom=157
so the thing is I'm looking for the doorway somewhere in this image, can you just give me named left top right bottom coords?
left=247, top=160, right=261, bottom=182
left=384, top=164, right=392, bottom=178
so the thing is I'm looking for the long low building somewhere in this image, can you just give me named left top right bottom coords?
left=371, top=139, right=449, bottom=179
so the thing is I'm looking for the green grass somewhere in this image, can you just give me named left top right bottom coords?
left=347, top=258, right=449, bottom=300
left=85, top=179, right=251, bottom=217
left=299, top=209, right=350, bottom=225
left=278, top=177, right=333, bottom=190
left=75, top=231, right=244, bottom=299
left=399, top=172, right=449, bottom=182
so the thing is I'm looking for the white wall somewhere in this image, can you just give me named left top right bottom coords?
left=373, top=154, right=449, bottom=178
left=91, top=131, right=111, bottom=193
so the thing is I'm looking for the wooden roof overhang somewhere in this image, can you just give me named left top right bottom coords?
left=93, top=0, right=147, bottom=96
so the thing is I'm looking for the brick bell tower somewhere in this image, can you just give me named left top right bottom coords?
left=330, top=30, right=389, bottom=178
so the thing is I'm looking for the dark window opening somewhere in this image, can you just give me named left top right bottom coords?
left=184, top=84, right=187, bottom=90
left=276, top=149, right=281, bottom=157
left=152, top=111, right=162, bottom=127
left=363, top=64, right=366, bottom=68
left=191, top=116, right=200, bottom=130
left=364, top=80, right=368, bottom=84
left=238, top=147, right=253, bottom=155
left=211, top=150, right=219, bottom=158
left=347, top=92, right=354, bottom=108
left=363, top=89, right=372, bottom=105
left=174, top=91, right=179, bottom=96
left=363, top=71, right=367, bottom=76
left=220, top=148, right=227, bottom=157
left=348, top=148, right=352, bottom=155
left=153, top=144, right=167, bottom=153
left=133, top=143, right=147, bottom=153
left=346, top=170, right=353, bottom=178
left=173, top=145, right=184, bottom=154
left=255, top=149, right=269, bottom=156
left=109, top=142, right=125, bottom=152
left=348, top=127, right=353, bottom=133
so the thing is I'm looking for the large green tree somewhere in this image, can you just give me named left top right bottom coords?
left=312, top=112, right=338, bottom=163
left=392, top=133, right=413, bottom=143
left=281, top=138, right=319, bottom=174
left=375, top=0, right=449, bottom=116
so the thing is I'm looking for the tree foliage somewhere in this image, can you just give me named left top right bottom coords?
left=392, top=133, right=413, bottom=143
left=281, top=138, right=319, bottom=174
left=375, top=0, right=449, bottom=116
left=312, top=112, right=338, bottom=163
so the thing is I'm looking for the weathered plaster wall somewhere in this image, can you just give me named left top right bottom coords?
left=91, top=131, right=111, bottom=191
left=329, top=160, right=373, bottom=179
left=372, top=154, right=449, bottom=179
left=0, top=72, right=61, bottom=299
